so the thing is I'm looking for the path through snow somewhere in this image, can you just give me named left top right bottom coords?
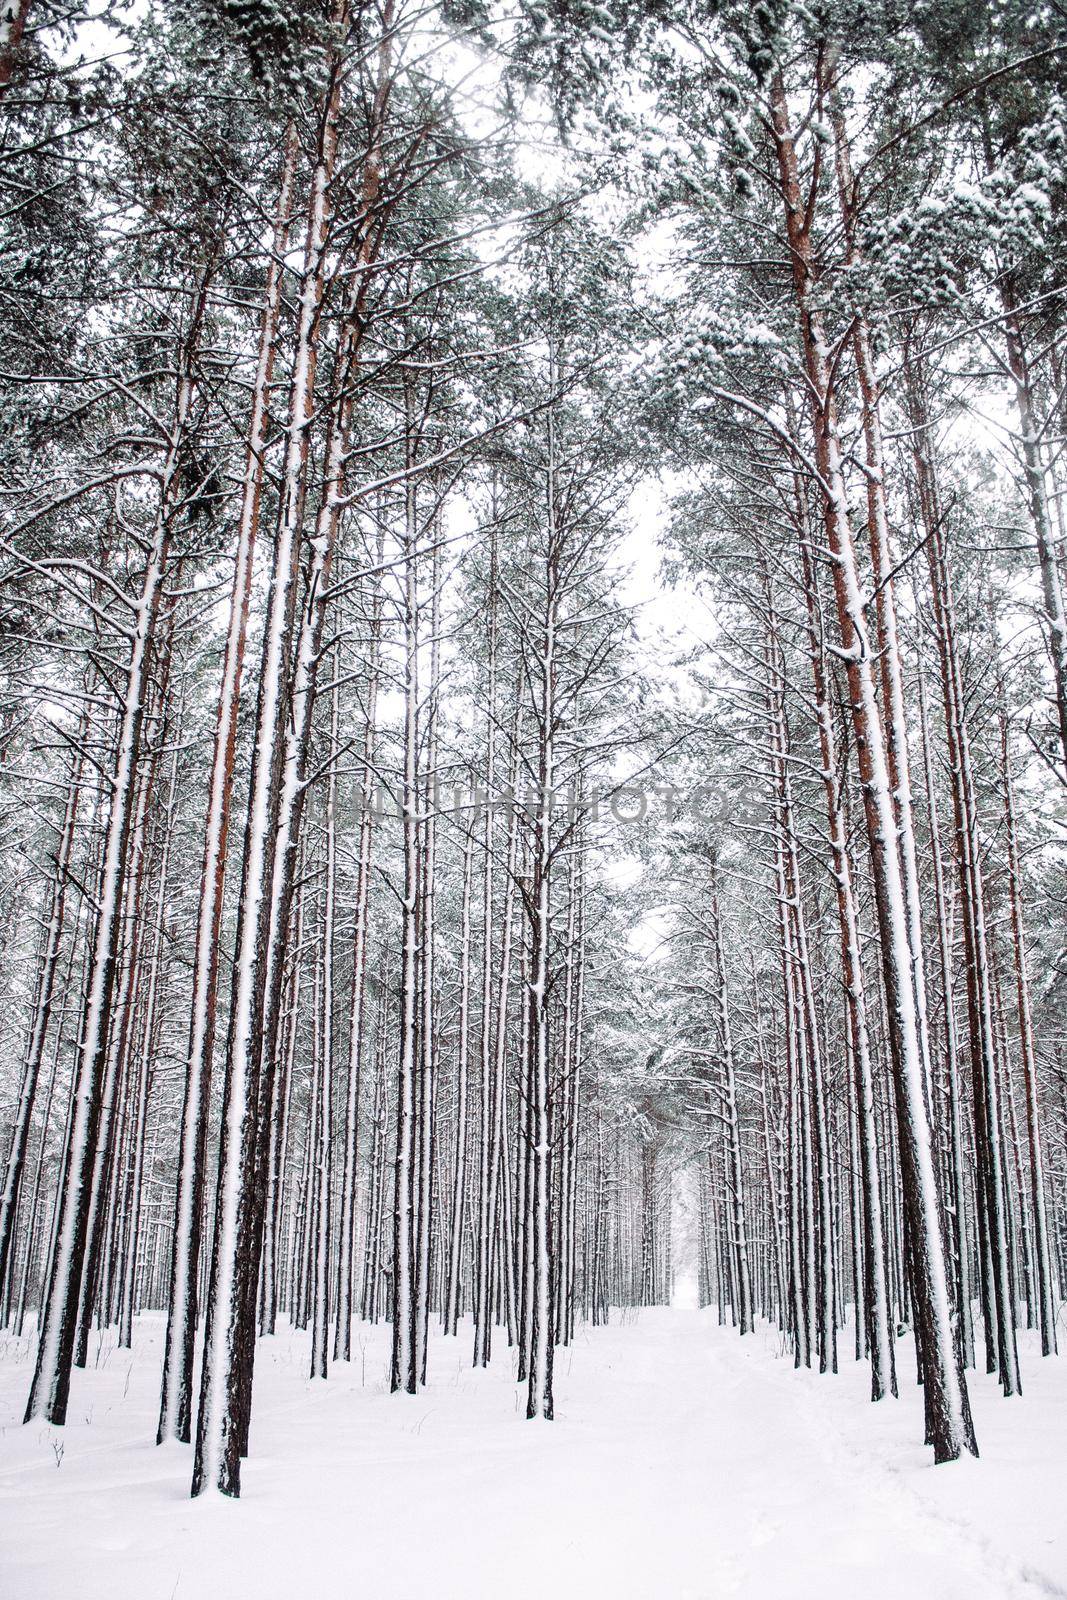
left=0, top=1309, right=1064, bottom=1599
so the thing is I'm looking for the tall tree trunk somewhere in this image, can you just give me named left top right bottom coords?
left=767, top=73, right=976, bottom=1460
left=192, top=61, right=345, bottom=1494
left=998, top=693, right=1057, bottom=1354
left=0, top=711, right=86, bottom=1297
left=443, top=826, right=474, bottom=1335
left=905, top=355, right=1020, bottom=1395
left=158, top=126, right=297, bottom=1446
left=333, top=555, right=383, bottom=1360
left=25, top=277, right=207, bottom=1426
left=709, top=852, right=753, bottom=1336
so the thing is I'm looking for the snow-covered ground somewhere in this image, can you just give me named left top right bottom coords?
left=0, top=1309, right=1064, bottom=1600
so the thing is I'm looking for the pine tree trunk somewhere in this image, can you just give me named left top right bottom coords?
left=767, top=73, right=976, bottom=1460
left=444, top=827, right=474, bottom=1334
left=158, top=127, right=297, bottom=1446
left=998, top=696, right=1057, bottom=1354
left=333, top=563, right=382, bottom=1358
left=192, top=71, right=344, bottom=1492
left=25, top=282, right=206, bottom=1425
left=0, top=715, right=86, bottom=1297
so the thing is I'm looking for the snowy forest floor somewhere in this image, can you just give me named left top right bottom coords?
left=0, top=1309, right=1064, bottom=1600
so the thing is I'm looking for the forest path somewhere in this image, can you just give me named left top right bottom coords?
left=0, top=1308, right=1065, bottom=1599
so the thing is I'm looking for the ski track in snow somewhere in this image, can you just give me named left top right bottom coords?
left=0, top=1308, right=1063, bottom=1600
